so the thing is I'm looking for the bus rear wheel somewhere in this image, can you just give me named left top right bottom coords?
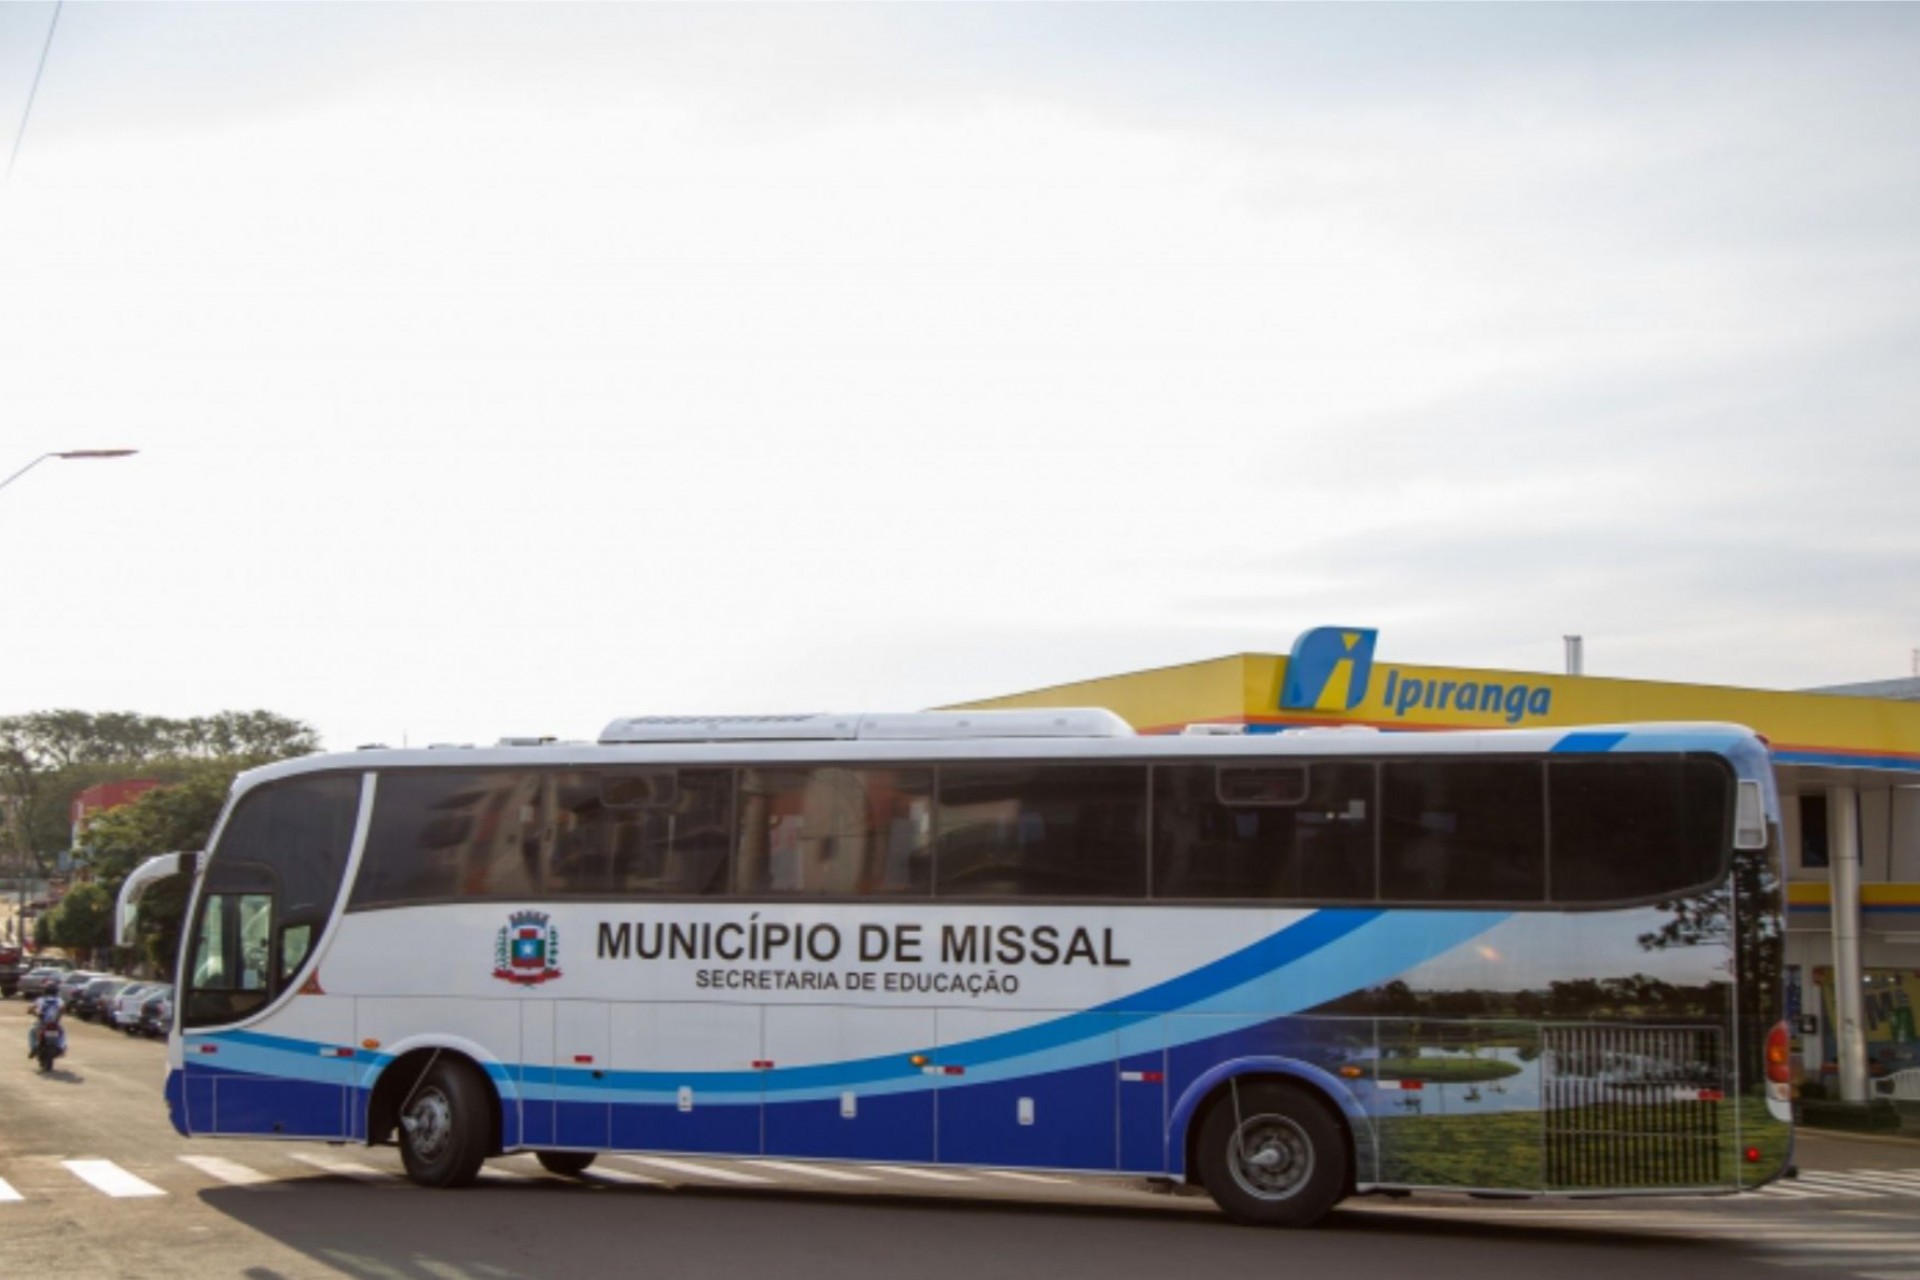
left=1197, top=1082, right=1347, bottom=1227
left=397, top=1060, right=489, bottom=1188
left=536, top=1151, right=596, bottom=1177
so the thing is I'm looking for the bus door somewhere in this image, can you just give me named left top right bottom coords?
left=763, top=1005, right=937, bottom=1163
left=553, top=1001, right=610, bottom=1150
left=518, top=1003, right=557, bottom=1148
left=935, top=1009, right=1119, bottom=1171
left=182, top=875, right=354, bottom=1140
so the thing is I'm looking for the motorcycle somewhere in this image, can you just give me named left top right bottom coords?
left=28, top=1005, right=65, bottom=1073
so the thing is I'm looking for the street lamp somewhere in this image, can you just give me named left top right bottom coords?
left=0, top=449, right=138, bottom=495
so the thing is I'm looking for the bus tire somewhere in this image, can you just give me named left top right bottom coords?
left=1196, top=1081, right=1347, bottom=1227
left=535, top=1151, right=596, bottom=1177
left=397, top=1060, right=490, bottom=1188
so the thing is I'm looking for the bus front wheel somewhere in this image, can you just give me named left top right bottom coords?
left=398, top=1060, right=489, bottom=1188
left=1196, top=1081, right=1347, bottom=1227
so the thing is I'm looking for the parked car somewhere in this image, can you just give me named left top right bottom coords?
left=17, top=964, right=73, bottom=999
left=56, top=970, right=103, bottom=1011
left=138, top=986, right=173, bottom=1038
left=0, top=943, right=23, bottom=998
left=108, top=983, right=160, bottom=1031
left=73, top=977, right=131, bottom=1022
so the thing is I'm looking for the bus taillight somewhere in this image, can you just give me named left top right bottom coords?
left=1766, top=1021, right=1792, bottom=1085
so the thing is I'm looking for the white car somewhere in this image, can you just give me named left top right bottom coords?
left=108, top=982, right=160, bottom=1031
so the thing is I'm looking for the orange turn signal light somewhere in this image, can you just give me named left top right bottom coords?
left=361, top=1039, right=381, bottom=1050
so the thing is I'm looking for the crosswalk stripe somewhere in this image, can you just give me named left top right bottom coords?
left=177, top=1155, right=275, bottom=1187
left=978, top=1169, right=1069, bottom=1185
left=1814, top=1170, right=1920, bottom=1194
left=624, top=1156, right=771, bottom=1184
left=1751, top=1184, right=1827, bottom=1199
left=1797, top=1174, right=1920, bottom=1197
left=742, top=1160, right=877, bottom=1183
left=0, top=1176, right=21, bottom=1203
left=62, top=1160, right=164, bottom=1198
left=289, top=1153, right=396, bottom=1182
left=863, top=1164, right=975, bottom=1183
left=1777, top=1176, right=1882, bottom=1199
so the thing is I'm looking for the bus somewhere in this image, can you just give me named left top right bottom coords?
left=121, top=709, right=1792, bottom=1227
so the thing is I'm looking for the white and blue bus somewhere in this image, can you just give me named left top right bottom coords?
left=130, top=710, right=1792, bottom=1226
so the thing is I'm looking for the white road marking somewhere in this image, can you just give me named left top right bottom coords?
left=177, top=1155, right=275, bottom=1187
left=624, top=1156, right=771, bottom=1184
left=289, top=1153, right=397, bottom=1182
left=977, top=1169, right=1070, bottom=1185
left=1807, top=1170, right=1920, bottom=1197
left=479, top=1166, right=538, bottom=1181
left=863, top=1164, right=975, bottom=1183
left=742, top=1160, right=878, bottom=1183
left=0, top=1176, right=21, bottom=1203
left=1856, top=1272, right=1920, bottom=1280
left=62, top=1160, right=165, bottom=1198
left=1771, top=1174, right=1883, bottom=1199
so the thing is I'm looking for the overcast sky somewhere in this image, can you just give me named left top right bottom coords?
left=2, top=3, right=1916, bottom=752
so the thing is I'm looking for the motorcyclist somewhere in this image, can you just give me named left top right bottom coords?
left=28, top=991, right=63, bottom=1060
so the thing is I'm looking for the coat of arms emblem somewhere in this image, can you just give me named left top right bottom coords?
left=492, top=910, right=562, bottom=986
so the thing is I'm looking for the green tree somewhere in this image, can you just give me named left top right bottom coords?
left=44, top=882, right=113, bottom=960
left=0, top=707, right=316, bottom=862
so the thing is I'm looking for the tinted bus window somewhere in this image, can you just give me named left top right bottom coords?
left=734, top=767, right=932, bottom=896
left=550, top=769, right=734, bottom=896
left=354, top=770, right=545, bottom=906
left=1154, top=762, right=1375, bottom=901
left=936, top=764, right=1147, bottom=899
left=1380, top=759, right=1545, bottom=903
left=1549, top=757, right=1730, bottom=902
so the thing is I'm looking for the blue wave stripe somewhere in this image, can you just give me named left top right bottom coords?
left=546, top=910, right=1386, bottom=1098
left=1552, top=731, right=1627, bottom=753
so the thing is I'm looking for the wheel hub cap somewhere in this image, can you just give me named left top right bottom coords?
left=1230, top=1115, right=1313, bottom=1200
left=402, top=1088, right=452, bottom=1159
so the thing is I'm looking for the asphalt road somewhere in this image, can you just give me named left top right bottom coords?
left=3, top=1004, right=1917, bottom=1280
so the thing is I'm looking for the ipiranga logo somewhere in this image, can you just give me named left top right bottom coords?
left=1378, top=670, right=1552, bottom=724
left=1281, top=627, right=1377, bottom=712
left=1280, top=626, right=1555, bottom=724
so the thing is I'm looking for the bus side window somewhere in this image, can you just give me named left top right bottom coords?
left=187, top=891, right=274, bottom=1021
left=237, top=894, right=273, bottom=991
left=1380, top=760, right=1545, bottom=903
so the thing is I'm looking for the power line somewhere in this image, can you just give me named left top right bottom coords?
left=5, top=0, right=64, bottom=184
